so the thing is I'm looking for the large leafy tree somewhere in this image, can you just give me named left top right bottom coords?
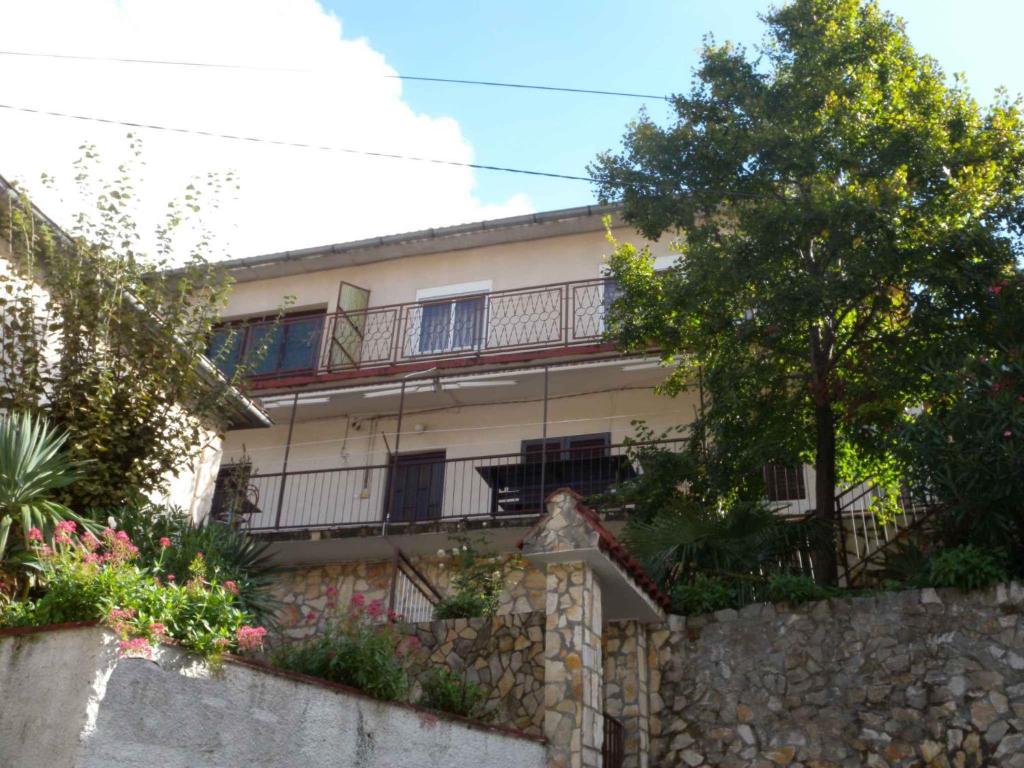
left=591, top=0, right=1024, bottom=582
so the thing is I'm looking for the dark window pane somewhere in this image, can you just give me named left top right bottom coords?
left=247, top=323, right=284, bottom=376
left=763, top=463, right=806, bottom=501
left=279, top=316, right=322, bottom=371
left=207, top=327, right=243, bottom=378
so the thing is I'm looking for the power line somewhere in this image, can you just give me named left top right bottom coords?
left=0, top=49, right=306, bottom=73
left=0, top=49, right=667, bottom=100
left=0, top=103, right=594, bottom=182
left=386, top=74, right=667, bottom=101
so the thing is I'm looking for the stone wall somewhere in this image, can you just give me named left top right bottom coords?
left=271, top=556, right=546, bottom=640
left=644, top=583, right=1024, bottom=768
left=404, top=612, right=546, bottom=734
left=604, top=621, right=651, bottom=768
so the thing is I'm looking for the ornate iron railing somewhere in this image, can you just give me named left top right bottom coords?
left=219, top=278, right=614, bottom=383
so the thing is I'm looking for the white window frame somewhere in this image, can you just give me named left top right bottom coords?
left=413, top=280, right=492, bottom=354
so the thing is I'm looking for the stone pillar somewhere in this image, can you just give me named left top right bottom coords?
left=603, top=620, right=651, bottom=768
left=544, top=561, right=603, bottom=768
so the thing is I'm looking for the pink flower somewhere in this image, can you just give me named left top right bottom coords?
left=114, top=530, right=130, bottom=543
left=26, top=527, right=43, bottom=542
left=222, top=580, right=239, bottom=595
left=56, top=520, right=77, bottom=534
left=159, top=536, right=172, bottom=549
left=350, top=593, right=366, bottom=607
left=81, top=532, right=100, bottom=552
left=367, top=599, right=385, bottom=619
left=148, top=623, right=167, bottom=640
left=1005, top=430, right=1014, bottom=438
left=235, top=625, right=267, bottom=652
left=325, top=585, right=338, bottom=597
left=167, top=574, right=176, bottom=582
left=117, top=637, right=152, bottom=659
left=38, top=544, right=53, bottom=558
left=306, top=611, right=317, bottom=623
left=106, top=607, right=137, bottom=637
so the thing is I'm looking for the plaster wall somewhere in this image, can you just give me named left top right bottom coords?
left=0, top=625, right=547, bottom=768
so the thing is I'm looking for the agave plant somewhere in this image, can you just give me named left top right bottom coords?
left=0, top=411, right=85, bottom=563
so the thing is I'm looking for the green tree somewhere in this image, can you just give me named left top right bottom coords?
left=0, top=138, right=259, bottom=510
left=591, top=0, right=1024, bottom=583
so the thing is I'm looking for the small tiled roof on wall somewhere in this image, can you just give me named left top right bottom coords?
left=518, top=488, right=672, bottom=611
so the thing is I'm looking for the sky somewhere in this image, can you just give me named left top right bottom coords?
left=0, top=0, right=1021, bottom=260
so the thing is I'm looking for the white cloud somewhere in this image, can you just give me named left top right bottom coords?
left=0, top=0, right=533, bottom=259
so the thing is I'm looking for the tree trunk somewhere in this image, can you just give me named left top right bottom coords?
left=813, top=402, right=839, bottom=586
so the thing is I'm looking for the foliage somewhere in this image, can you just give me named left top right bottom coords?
left=432, top=537, right=510, bottom=620
left=670, top=574, right=739, bottom=615
left=272, top=594, right=421, bottom=702
left=0, top=412, right=86, bottom=567
left=763, top=574, right=838, bottom=605
left=902, top=274, right=1024, bottom=575
left=108, top=504, right=280, bottom=625
left=418, top=667, right=491, bottom=721
left=590, top=0, right=1024, bottom=582
left=0, top=139, right=263, bottom=509
left=924, top=546, right=1008, bottom=591
left=0, top=523, right=264, bottom=662
left=617, top=430, right=825, bottom=602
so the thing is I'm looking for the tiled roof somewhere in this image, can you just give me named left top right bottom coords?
left=518, top=488, right=672, bottom=611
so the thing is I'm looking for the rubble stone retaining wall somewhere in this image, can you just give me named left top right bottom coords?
left=645, top=583, right=1024, bottom=768
left=404, top=611, right=546, bottom=734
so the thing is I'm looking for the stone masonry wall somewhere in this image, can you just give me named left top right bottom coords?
left=271, top=556, right=546, bottom=641
left=646, top=583, right=1024, bottom=768
left=604, top=620, right=651, bottom=768
left=403, top=612, right=546, bottom=735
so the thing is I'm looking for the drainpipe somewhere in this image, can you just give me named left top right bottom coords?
left=539, top=365, right=549, bottom=512
left=382, top=379, right=407, bottom=537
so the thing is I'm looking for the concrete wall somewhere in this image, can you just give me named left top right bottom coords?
left=640, top=583, right=1024, bottom=767
left=0, top=625, right=547, bottom=768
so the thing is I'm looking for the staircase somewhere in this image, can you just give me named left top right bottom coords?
left=835, top=484, right=937, bottom=587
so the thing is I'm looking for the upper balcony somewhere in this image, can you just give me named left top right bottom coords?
left=208, top=277, right=617, bottom=391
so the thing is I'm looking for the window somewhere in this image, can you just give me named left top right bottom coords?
left=762, top=463, right=807, bottom=502
left=413, top=281, right=490, bottom=355
left=207, top=310, right=326, bottom=378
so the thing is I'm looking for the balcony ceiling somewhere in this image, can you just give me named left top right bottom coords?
left=257, top=357, right=675, bottom=424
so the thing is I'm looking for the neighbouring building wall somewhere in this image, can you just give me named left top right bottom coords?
left=404, top=612, right=546, bottom=735
left=643, top=584, right=1024, bottom=767
left=155, top=418, right=225, bottom=523
left=0, top=625, right=548, bottom=768
left=272, top=556, right=547, bottom=640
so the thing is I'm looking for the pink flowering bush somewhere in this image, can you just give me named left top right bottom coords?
left=271, top=594, right=422, bottom=702
left=0, top=525, right=266, bottom=662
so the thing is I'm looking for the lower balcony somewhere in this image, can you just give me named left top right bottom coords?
left=211, top=439, right=683, bottom=534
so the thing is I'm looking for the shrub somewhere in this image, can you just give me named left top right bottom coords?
left=670, top=575, right=739, bottom=615
left=418, top=667, right=491, bottom=720
left=271, top=594, right=421, bottom=701
left=925, top=545, right=1008, bottom=591
left=433, top=539, right=508, bottom=620
left=0, top=523, right=265, bottom=661
left=108, top=504, right=280, bottom=625
left=763, top=574, right=837, bottom=605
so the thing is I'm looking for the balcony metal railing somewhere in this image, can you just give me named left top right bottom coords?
left=219, top=439, right=686, bottom=533
left=225, top=278, right=613, bottom=383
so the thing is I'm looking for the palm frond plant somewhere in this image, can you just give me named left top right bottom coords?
left=0, top=411, right=88, bottom=567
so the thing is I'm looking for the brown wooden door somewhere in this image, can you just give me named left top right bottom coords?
left=387, top=451, right=446, bottom=522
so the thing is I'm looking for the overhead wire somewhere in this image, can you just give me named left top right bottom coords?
left=0, top=49, right=668, bottom=100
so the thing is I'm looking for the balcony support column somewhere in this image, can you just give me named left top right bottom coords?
left=383, top=379, right=407, bottom=534
left=540, top=364, right=549, bottom=510
left=273, top=392, right=300, bottom=529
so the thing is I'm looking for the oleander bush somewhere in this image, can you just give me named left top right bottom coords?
left=0, top=522, right=266, bottom=661
left=271, top=594, right=422, bottom=702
